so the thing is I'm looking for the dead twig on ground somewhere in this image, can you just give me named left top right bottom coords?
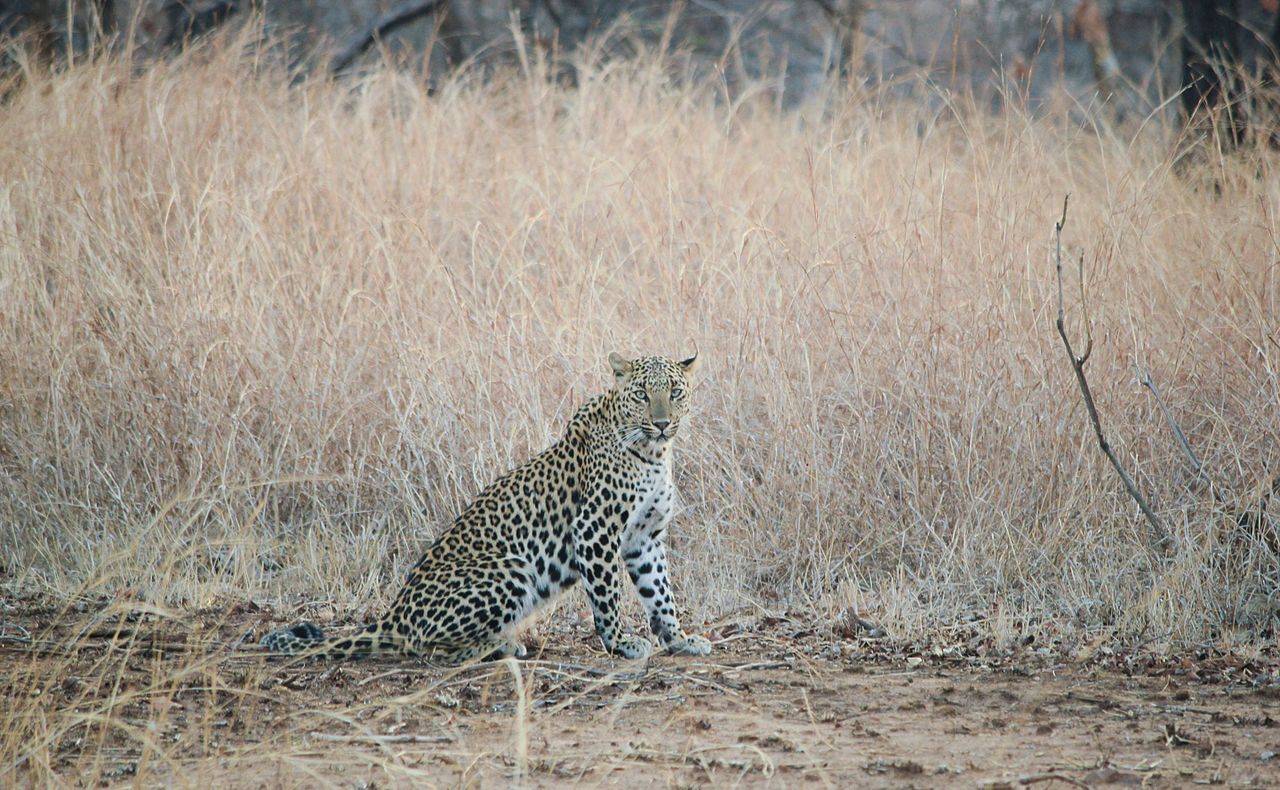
left=308, top=732, right=453, bottom=744
left=1053, top=195, right=1170, bottom=551
left=0, top=622, right=31, bottom=644
left=721, top=660, right=794, bottom=673
left=1019, top=772, right=1091, bottom=788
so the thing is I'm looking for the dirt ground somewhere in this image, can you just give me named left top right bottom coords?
left=2, top=601, right=1278, bottom=788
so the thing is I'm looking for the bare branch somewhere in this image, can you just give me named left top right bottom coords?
left=1137, top=367, right=1215, bottom=491
left=1076, top=250, right=1092, bottom=363
left=330, top=0, right=449, bottom=76
left=1053, top=196, right=1170, bottom=551
left=160, top=0, right=239, bottom=50
left=1139, top=366, right=1278, bottom=538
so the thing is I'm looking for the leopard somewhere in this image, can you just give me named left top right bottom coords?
left=260, top=352, right=712, bottom=663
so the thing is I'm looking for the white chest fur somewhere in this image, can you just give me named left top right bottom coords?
left=623, top=460, right=676, bottom=546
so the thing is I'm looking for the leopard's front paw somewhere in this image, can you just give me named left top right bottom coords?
left=665, top=634, right=712, bottom=656
left=613, top=634, right=654, bottom=659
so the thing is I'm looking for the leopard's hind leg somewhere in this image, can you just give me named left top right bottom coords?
left=394, top=568, right=538, bottom=663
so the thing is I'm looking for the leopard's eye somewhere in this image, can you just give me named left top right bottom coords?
left=670, top=387, right=684, bottom=399
left=632, top=389, right=648, bottom=403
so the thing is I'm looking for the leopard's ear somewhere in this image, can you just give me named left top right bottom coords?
left=608, top=352, right=632, bottom=379
left=677, top=353, right=699, bottom=378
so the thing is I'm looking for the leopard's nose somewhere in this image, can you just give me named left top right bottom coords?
left=653, top=419, right=670, bottom=432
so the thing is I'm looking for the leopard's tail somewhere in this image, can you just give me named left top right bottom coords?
left=258, top=619, right=404, bottom=660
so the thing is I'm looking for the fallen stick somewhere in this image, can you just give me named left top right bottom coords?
left=1019, top=772, right=1091, bottom=788
left=308, top=732, right=453, bottom=744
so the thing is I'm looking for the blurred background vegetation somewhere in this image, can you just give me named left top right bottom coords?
left=4, top=1, right=1279, bottom=119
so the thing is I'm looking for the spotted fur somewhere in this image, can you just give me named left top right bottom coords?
left=260, top=353, right=711, bottom=662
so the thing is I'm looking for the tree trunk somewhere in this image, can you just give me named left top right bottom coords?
left=1180, top=0, right=1246, bottom=144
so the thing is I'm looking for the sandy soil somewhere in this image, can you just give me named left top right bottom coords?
left=2, top=602, right=1278, bottom=788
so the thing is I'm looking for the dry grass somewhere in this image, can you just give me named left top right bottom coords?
left=1, top=33, right=1278, bottom=668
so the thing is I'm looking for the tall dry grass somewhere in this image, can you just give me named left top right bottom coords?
left=1, top=36, right=1277, bottom=657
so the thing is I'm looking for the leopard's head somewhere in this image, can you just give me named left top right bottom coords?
left=607, top=352, right=699, bottom=447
